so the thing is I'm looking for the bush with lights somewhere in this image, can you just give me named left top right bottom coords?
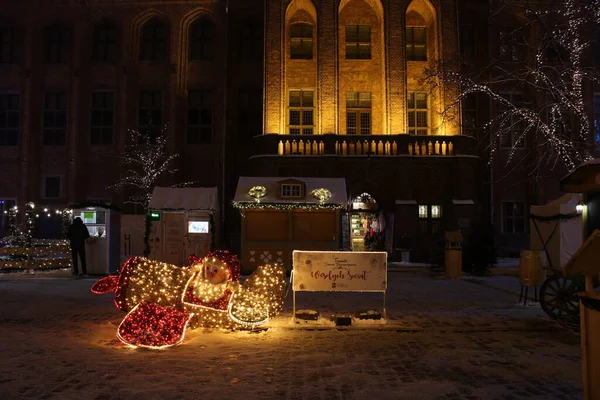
left=91, top=250, right=287, bottom=349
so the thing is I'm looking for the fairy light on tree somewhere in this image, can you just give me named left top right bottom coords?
left=425, top=0, right=600, bottom=177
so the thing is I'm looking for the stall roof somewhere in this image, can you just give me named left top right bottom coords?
left=148, top=187, right=218, bottom=211
left=561, top=158, right=600, bottom=193
left=233, top=177, right=347, bottom=205
left=564, top=229, right=600, bottom=276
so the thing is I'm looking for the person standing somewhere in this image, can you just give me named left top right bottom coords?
left=67, top=217, right=90, bottom=277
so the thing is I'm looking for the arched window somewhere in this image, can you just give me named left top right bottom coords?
left=189, top=19, right=213, bottom=61
left=92, top=22, right=117, bottom=62
left=290, top=23, right=312, bottom=59
left=140, top=18, right=167, bottom=61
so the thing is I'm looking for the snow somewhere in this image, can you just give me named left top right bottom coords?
left=0, top=267, right=583, bottom=399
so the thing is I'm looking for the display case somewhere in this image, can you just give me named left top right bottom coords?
left=351, top=214, right=365, bottom=251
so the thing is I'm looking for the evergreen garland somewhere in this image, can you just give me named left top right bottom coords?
left=529, top=212, right=580, bottom=222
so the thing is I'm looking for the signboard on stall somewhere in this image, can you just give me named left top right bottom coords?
left=292, top=250, right=387, bottom=292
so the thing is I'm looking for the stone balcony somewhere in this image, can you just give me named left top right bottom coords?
left=253, top=134, right=477, bottom=157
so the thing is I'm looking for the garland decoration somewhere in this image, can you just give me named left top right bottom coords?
left=529, top=212, right=580, bottom=222
left=232, top=202, right=345, bottom=211
left=311, top=188, right=332, bottom=204
left=248, top=186, right=267, bottom=203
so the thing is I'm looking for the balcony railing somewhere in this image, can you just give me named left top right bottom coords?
left=253, top=134, right=477, bottom=156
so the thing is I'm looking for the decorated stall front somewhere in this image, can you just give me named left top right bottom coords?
left=147, top=187, right=219, bottom=267
left=233, top=177, right=347, bottom=271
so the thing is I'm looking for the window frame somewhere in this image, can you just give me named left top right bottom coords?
left=288, top=89, right=314, bottom=135
left=406, top=26, right=427, bottom=61
left=45, top=25, right=71, bottom=64
left=498, top=26, right=525, bottom=62
left=0, top=92, right=20, bottom=146
left=501, top=201, right=526, bottom=234
left=138, top=90, right=163, bottom=142
left=92, top=22, right=118, bottom=63
left=239, top=19, right=262, bottom=62
left=498, top=91, right=527, bottom=149
left=407, top=91, right=430, bottom=135
left=0, top=26, right=17, bottom=64
left=280, top=183, right=303, bottom=199
left=42, top=175, right=63, bottom=199
left=139, top=20, right=167, bottom=62
left=345, top=25, right=371, bottom=60
left=346, top=92, right=371, bottom=135
left=90, top=90, right=115, bottom=146
left=189, top=19, right=214, bottom=61
left=42, top=92, right=68, bottom=146
left=290, top=23, right=313, bottom=60
left=187, top=89, right=213, bottom=144
left=418, top=204, right=442, bottom=234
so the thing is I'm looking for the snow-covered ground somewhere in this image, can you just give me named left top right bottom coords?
left=0, top=268, right=583, bottom=400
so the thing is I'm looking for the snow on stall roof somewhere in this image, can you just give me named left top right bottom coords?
left=148, top=187, right=218, bottom=211
left=233, top=176, right=347, bottom=205
left=561, top=157, right=600, bottom=182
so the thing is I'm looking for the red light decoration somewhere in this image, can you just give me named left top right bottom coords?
left=91, top=251, right=287, bottom=349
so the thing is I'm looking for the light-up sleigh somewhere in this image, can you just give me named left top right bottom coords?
left=91, top=250, right=287, bottom=349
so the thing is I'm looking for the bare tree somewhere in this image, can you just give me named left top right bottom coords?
left=108, top=126, right=189, bottom=209
left=426, top=0, right=600, bottom=180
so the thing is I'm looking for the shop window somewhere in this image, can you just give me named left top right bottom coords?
left=43, top=92, right=67, bottom=146
left=499, top=26, right=524, bottom=62
left=406, top=27, right=426, bottom=61
left=346, top=25, right=370, bottom=59
left=0, top=26, right=17, bottom=63
left=138, top=90, right=162, bottom=142
left=408, top=92, right=429, bottom=135
left=419, top=204, right=441, bottom=234
left=288, top=89, right=314, bottom=135
left=0, top=93, right=19, bottom=146
left=140, top=19, right=166, bottom=61
left=90, top=91, right=114, bottom=146
left=187, top=90, right=212, bottom=144
left=43, top=176, right=61, bottom=199
left=239, top=19, right=262, bottom=62
left=189, top=19, right=213, bottom=61
left=502, top=201, right=525, bottom=233
left=92, top=22, right=117, bottom=62
left=346, top=92, right=371, bottom=135
left=290, top=23, right=313, bottom=60
left=238, top=89, right=262, bottom=142
left=499, top=91, right=526, bottom=148
left=45, top=25, right=71, bottom=64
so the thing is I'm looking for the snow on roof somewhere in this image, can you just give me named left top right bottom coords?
left=148, top=187, right=218, bottom=211
left=233, top=176, right=347, bottom=205
left=561, top=158, right=600, bottom=184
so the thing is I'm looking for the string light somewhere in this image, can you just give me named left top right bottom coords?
left=248, top=186, right=267, bottom=203
left=91, top=251, right=287, bottom=349
left=232, top=202, right=344, bottom=211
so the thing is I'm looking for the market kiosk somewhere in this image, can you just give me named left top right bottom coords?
left=147, top=187, right=219, bottom=267
left=69, top=204, right=120, bottom=275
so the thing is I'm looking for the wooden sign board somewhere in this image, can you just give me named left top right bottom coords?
left=292, top=250, right=387, bottom=292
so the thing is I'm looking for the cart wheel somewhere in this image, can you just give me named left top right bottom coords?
left=539, top=275, right=584, bottom=320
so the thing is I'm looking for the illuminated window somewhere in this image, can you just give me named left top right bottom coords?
left=502, top=201, right=525, bottom=233
left=418, top=205, right=442, bottom=234
left=346, top=25, right=371, bottom=59
left=290, top=23, right=312, bottom=59
left=406, top=27, right=426, bottom=61
left=187, top=90, right=212, bottom=144
left=45, top=25, right=71, bottom=64
left=499, top=26, right=524, bottom=62
left=288, top=89, right=314, bottom=135
left=189, top=19, right=213, bottom=61
left=92, top=23, right=117, bottom=62
left=90, top=91, right=114, bottom=146
left=499, top=91, right=526, bottom=148
left=408, top=92, right=429, bottom=135
left=0, top=27, right=17, bottom=63
left=0, top=93, right=19, bottom=146
left=43, top=92, right=67, bottom=146
left=140, top=19, right=166, bottom=61
left=138, top=90, right=162, bottom=143
left=281, top=184, right=302, bottom=198
left=346, top=92, right=371, bottom=135
left=239, top=19, right=262, bottom=62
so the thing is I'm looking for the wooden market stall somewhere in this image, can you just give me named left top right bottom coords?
left=233, top=176, right=347, bottom=271
left=147, top=187, right=219, bottom=267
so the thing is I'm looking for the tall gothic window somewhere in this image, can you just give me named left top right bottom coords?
left=92, top=22, right=117, bottom=62
left=140, top=19, right=166, bottom=61
left=288, top=90, right=314, bottom=135
left=406, top=27, right=426, bottom=61
left=346, top=92, right=371, bottom=135
left=46, top=25, right=71, bottom=63
left=345, top=25, right=371, bottom=59
left=290, top=23, right=312, bottom=59
left=189, top=19, right=213, bottom=61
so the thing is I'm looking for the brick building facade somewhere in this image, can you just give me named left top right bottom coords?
left=0, top=0, right=598, bottom=260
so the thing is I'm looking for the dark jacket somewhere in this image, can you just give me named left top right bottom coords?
left=67, top=217, right=90, bottom=249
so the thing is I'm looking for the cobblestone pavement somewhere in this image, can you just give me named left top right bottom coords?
left=0, top=270, right=584, bottom=400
